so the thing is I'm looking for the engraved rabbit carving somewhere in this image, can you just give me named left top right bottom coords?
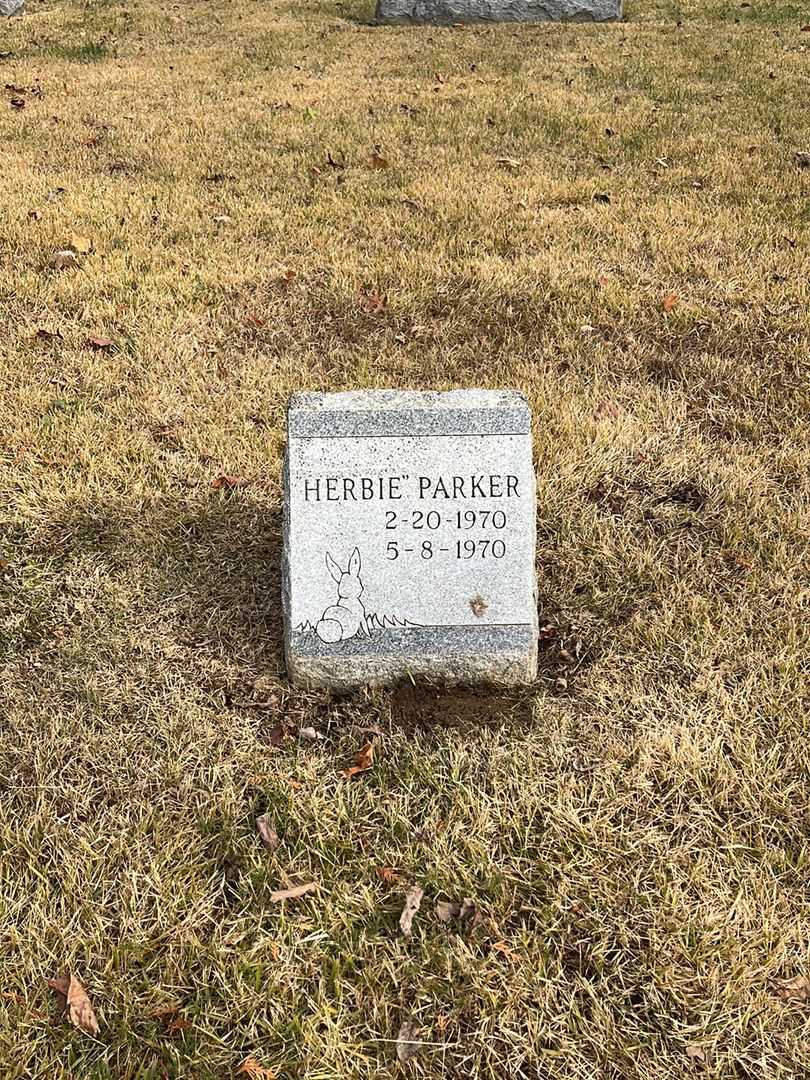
left=316, top=548, right=370, bottom=642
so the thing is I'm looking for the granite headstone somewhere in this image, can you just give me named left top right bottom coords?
left=283, top=390, right=538, bottom=688
left=375, top=0, right=621, bottom=23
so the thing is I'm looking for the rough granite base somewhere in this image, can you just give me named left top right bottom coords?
left=282, top=390, right=538, bottom=690
left=375, top=0, right=621, bottom=24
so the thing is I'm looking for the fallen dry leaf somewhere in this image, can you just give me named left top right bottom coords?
left=396, top=1018, right=420, bottom=1064
left=662, top=292, right=679, bottom=312
left=84, top=336, right=115, bottom=351
left=369, top=147, right=389, bottom=170
left=269, top=881, right=318, bottom=902
left=377, top=866, right=400, bottom=884
left=256, top=813, right=279, bottom=852
left=238, top=1057, right=276, bottom=1079
left=360, top=287, right=387, bottom=314
left=69, top=233, right=92, bottom=255
left=686, top=1043, right=708, bottom=1064
left=166, top=1016, right=192, bottom=1035
left=49, top=249, right=79, bottom=271
left=399, top=884, right=424, bottom=936
left=469, top=595, right=488, bottom=618
left=774, top=974, right=810, bottom=1001
left=266, top=724, right=286, bottom=747
left=342, top=739, right=375, bottom=778
left=47, top=974, right=100, bottom=1036
left=210, top=474, right=251, bottom=490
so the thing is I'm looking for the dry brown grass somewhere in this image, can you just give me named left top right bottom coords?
left=1, top=0, right=809, bottom=1076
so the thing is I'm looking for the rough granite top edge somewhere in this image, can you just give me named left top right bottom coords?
left=288, top=389, right=529, bottom=413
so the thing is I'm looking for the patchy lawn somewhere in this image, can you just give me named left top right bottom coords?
left=1, top=0, right=808, bottom=1076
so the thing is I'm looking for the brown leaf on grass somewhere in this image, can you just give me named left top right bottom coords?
left=269, top=881, right=318, bottom=902
left=238, top=1057, right=276, bottom=1079
left=47, top=974, right=100, bottom=1036
left=246, top=313, right=266, bottom=328
left=396, top=1018, right=420, bottom=1063
left=256, top=814, right=279, bottom=852
left=84, top=336, right=116, bottom=351
left=279, top=268, right=297, bottom=288
left=166, top=1016, right=192, bottom=1035
left=399, top=884, right=424, bottom=936
left=211, top=474, right=251, bottom=490
left=49, top=249, right=79, bottom=271
left=774, top=974, right=810, bottom=1001
left=266, top=724, right=286, bottom=747
left=359, top=286, right=387, bottom=314
left=369, top=147, right=389, bottom=170
left=342, top=739, right=375, bottom=778
left=662, top=292, right=679, bottom=312
left=686, top=1044, right=708, bottom=1064
left=376, top=866, right=400, bottom=884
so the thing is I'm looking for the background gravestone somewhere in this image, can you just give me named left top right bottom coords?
left=375, top=0, right=621, bottom=24
left=283, top=389, right=538, bottom=689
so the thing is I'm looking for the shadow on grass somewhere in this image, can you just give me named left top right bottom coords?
left=4, top=493, right=283, bottom=675
left=4, top=492, right=600, bottom=737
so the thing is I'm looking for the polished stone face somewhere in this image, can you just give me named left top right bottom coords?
left=375, top=0, right=622, bottom=24
left=283, top=389, right=538, bottom=688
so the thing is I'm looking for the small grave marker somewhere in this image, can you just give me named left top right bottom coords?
left=283, top=390, right=537, bottom=688
left=375, top=0, right=621, bottom=25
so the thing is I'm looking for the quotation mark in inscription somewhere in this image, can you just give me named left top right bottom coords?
left=469, top=595, right=489, bottom=618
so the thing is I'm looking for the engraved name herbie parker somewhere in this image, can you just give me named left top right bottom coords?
left=302, top=473, right=521, bottom=502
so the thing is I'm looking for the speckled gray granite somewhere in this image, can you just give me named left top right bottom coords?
left=283, top=390, right=538, bottom=689
left=375, top=0, right=621, bottom=22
